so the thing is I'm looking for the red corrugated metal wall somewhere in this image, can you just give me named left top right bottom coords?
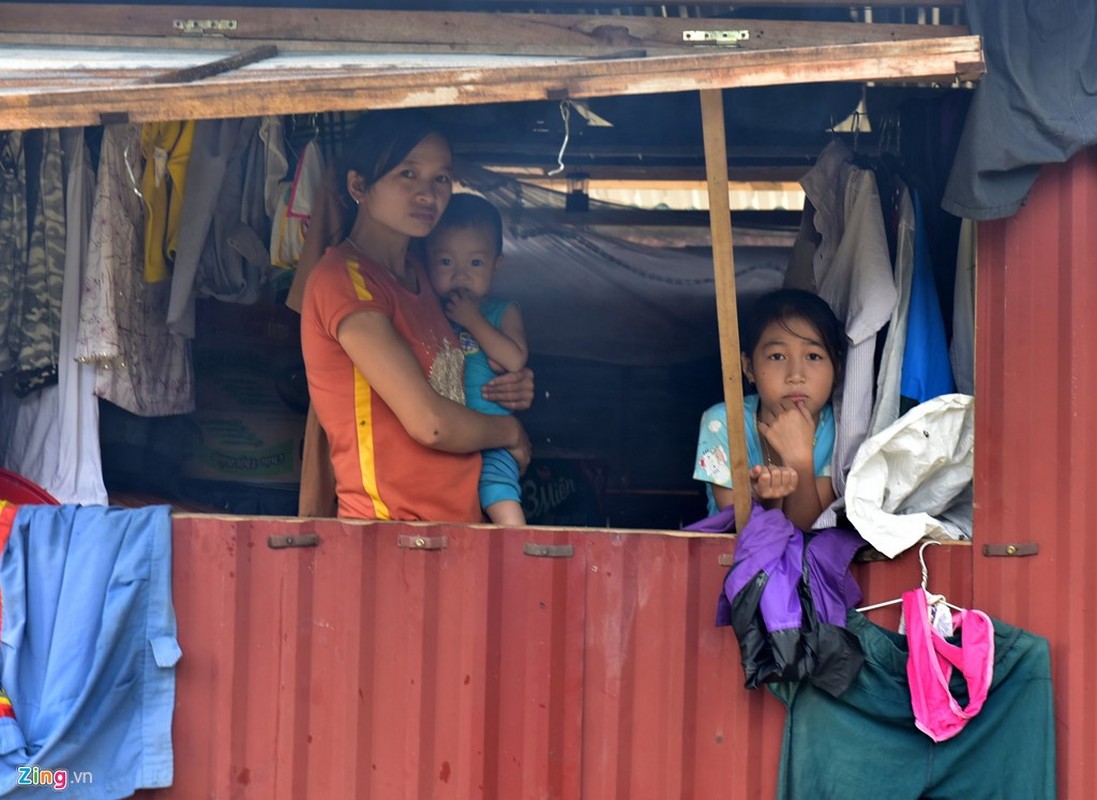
left=139, top=517, right=971, bottom=799
left=975, top=147, right=1097, bottom=800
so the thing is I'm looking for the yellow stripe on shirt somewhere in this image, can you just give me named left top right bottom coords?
left=346, top=256, right=391, bottom=520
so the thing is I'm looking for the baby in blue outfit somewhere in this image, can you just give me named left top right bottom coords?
left=427, top=194, right=529, bottom=525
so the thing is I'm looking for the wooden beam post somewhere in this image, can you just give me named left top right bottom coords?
left=700, top=88, right=752, bottom=533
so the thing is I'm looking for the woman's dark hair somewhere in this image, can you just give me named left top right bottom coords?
left=335, top=109, right=449, bottom=217
left=428, top=193, right=504, bottom=256
left=740, top=288, right=847, bottom=376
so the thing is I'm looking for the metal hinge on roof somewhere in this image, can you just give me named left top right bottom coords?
left=683, top=30, right=750, bottom=46
left=173, top=18, right=238, bottom=37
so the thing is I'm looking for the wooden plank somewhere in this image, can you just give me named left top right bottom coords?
left=700, top=88, right=752, bottom=533
left=0, top=35, right=984, bottom=131
left=0, top=4, right=967, bottom=55
left=146, top=44, right=278, bottom=84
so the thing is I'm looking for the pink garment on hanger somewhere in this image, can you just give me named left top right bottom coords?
left=903, top=587, right=994, bottom=742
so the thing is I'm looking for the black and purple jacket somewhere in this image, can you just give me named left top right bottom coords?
left=687, top=503, right=866, bottom=697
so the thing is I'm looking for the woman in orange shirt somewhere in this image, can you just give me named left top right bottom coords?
left=300, top=111, right=532, bottom=522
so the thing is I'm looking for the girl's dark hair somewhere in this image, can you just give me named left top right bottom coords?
left=740, top=288, right=847, bottom=376
left=428, top=193, right=504, bottom=256
left=336, top=109, right=449, bottom=214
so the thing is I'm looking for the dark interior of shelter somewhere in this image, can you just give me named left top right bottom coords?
left=0, top=2, right=973, bottom=529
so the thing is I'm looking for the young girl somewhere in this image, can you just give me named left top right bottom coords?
left=693, top=289, right=846, bottom=530
left=300, top=111, right=532, bottom=522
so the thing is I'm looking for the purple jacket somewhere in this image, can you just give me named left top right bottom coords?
left=686, top=503, right=866, bottom=697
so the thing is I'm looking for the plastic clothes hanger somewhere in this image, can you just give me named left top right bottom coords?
left=856, top=540, right=964, bottom=613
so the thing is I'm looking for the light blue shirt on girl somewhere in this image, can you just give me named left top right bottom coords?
left=693, top=394, right=835, bottom=518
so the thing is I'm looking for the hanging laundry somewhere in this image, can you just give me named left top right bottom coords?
left=16, top=128, right=65, bottom=397
left=868, top=185, right=957, bottom=432
left=0, top=503, right=21, bottom=759
left=782, top=196, right=820, bottom=294
left=0, top=130, right=66, bottom=397
left=950, top=218, right=975, bottom=394
left=140, top=120, right=195, bottom=283
left=286, top=136, right=325, bottom=224
left=273, top=135, right=325, bottom=271
left=868, top=181, right=914, bottom=436
left=902, top=588, right=993, bottom=743
left=282, top=159, right=344, bottom=314
left=75, top=123, right=195, bottom=417
left=259, top=116, right=305, bottom=269
left=0, top=133, right=26, bottom=382
left=167, top=117, right=270, bottom=338
left=0, top=504, right=180, bottom=797
left=259, top=115, right=289, bottom=220
left=799, top=140, right=898, bottom=527
left=898, top=189, right=955, bottom=406
left=268, top=184, right=307, bottom=270
left=769, top=609, right=1054, bottom=800
left=0, top=129, right=108, bottom=505
left=943, top=0, right=1097, bottom=219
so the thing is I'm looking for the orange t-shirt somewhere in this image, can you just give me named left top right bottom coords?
left=300, top=244, right=482, bottom=522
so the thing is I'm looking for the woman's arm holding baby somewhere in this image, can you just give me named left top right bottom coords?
left=338, top=309, right=531, bottom=469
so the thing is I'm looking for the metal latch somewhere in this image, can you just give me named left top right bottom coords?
left=268, top=533, right=320, bottom=549
left=982, top=542, right=1039, bottom=557
left=173, top=18, right=238, bottom=36
left=398, top=535, right=448, bottom=551
left=683, top=30, right=750, bottom=45
left=523, top=542, right=574, bottom=559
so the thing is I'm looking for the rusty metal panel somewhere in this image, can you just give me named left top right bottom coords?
left=975, top=148, right=1097, bottom=800
left=135, top=518, right=973, bottom=799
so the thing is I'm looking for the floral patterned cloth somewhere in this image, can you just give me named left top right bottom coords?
left=76, top=124, right=194, bottom=417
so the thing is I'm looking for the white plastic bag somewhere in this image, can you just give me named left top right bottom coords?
left=845, top=393, right=974, bottom=558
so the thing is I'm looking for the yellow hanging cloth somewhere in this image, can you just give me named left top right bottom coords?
left=140, top=120, right=195, bottom=283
